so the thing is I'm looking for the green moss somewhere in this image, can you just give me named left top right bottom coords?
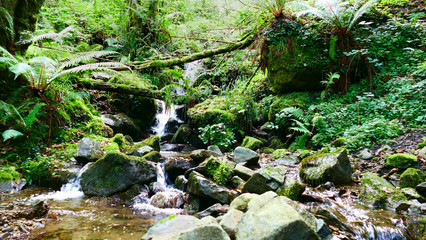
left=129, top=135, right=160, bottom=152
left=84, top=116, right=113, bottom=137
left=332, top=138, right=347, bottom=147
left=269, top=137, right=285, bottom=149
left=272, top=149, right=290, bottom=159
left=418, top=141, right=426, bottom=148
left=63, top=98, right=99, bottom=123
left=400, top=168, right=425, bottom=188
left=112, top=133, right=125, bottom=148
left=0, top=167, right=20, bottom=182
left=318, top=147, right=330, bottom=154
left=104, top=142, right=120, bottom=152
left=189, top=108, right=237, bottom=129
left=360, top=172, right=407, bottom=208
left=157, top=214, right=178, bottom=224
left=205, top=157, right=234, bottom=186
left=261, top=147, right=275, bottom=154
left=386, top=153, right=418, bottom=169
left=241, top=136, right=263, bottom=150
left=276, top=181, right=305, bottom=200
left=299, top=150, right=311, bottom=160
left=141, top=151, right=162, bottom=162
left=267, top=93, right=308, bottom=121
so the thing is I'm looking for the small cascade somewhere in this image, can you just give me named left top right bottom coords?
left=151, top=100, right=183, bottom=137
left=33, top=163, right=91, bottom=201
left=132, top=163, right=186, bottom=214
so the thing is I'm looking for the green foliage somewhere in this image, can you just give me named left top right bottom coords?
left=205, top=157, right=234, bottom=186
left=199, top=123, right=236, bottom=152
left=0, top=167, right=20, bottom=182
left=22, top=157, right=53, bottom=185
left=0, top=7, right=14, bottom=40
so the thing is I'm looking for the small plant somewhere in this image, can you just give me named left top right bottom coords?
left=22, top=156, right=53, bottom=185
left=205, top=157, right=234, bottom=186
left=198, top=123, right=236, bottom=151
left=321, top=72, right=340, bottom=100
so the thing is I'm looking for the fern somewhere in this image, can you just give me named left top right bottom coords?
left=0, top=7, right=14, bottom=39
left=18, top=26, right=75, bottom=45
left=0, top=100, right=25, bottom=126
left=281, top=106, right=308, bottom=123
left=290, top=119, right=311, bottom=134
left=59, top=51, right=118, bottom=69
left=2, top=129, right=23, bottom=142
left=24, top=103, right=46, bottom=128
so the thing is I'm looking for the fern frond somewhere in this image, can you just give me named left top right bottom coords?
left=0, top=7, right=14, bottom=38
left=347, top=0, right=378, bottom=32
left=0, top=100, right=25, bottom=126
left=20, top=26, right=75, bottom=45
left=51, top=62, right=130, bottom=81
left=0, top=46, right=16, bottom=61
left=9, top=62, right=37, bottom=81
left=61, top=92, right=89, bottom=103
left=28, top=56, right=58, bottom=69
left=2, top=129, right=23, bottom=142
left=59, top=51, right=118, bottom=69
left=290, top=119, right=311, bottom=134
left=24, top=103, right=45, bottom=128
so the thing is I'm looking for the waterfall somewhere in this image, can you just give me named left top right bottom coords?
left=151, top=100, right=182, bottom=137
left=133, top=163, right=187, bottom=214
left=32, top=163, right=91, bottom=201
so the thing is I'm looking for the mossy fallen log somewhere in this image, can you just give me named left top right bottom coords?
left=76, top=79, right=166, bottom=100
left=130, top=36, right=254, bottom=70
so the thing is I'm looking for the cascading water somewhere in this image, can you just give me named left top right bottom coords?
left=132, top=163, right=187, bottom=214
left=33, top=163, right=91, bottom=201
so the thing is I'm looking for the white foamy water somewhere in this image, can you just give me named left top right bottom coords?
left=151, top=100, right=183, bottom=137
left=32, top=163, right=91, bottom=201
left=133, top=163, right=186, bottom=214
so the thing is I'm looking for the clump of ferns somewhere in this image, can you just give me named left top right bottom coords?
left=0, top=45, right=130, bottom=143
left=247, top=0, right=298, bottom=71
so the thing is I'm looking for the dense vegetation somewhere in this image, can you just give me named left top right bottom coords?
left=0, top=0, right=425, bottom=190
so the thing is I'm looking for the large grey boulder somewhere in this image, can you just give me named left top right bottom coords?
left=81, top=152, right=156, bottom=196
left=233, top=147, right=259, bottom=165
left=242, top=166, right=287, bottom=194
left=187, top=171, right=236, bottom=204
left=73, top=138, right=104, bottom=164
left=219, top=208, right=244, bottom=239
left=299, top=150, right=352, bottom=187
left=235, top=192, right=320, bottom=240
left=142, top=215, right=230, bottom=240
left=0, top=179, right=26, bottom=194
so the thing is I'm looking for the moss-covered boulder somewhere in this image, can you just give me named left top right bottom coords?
left=299, top=150, right=352, bottom=187
left=400, top=168, right=425, bottom=188
left=272, top=149, right=290, bottom=159
left=386, top=153, right=418, bottom=169
left=171, top=124, right=193, bottom=144
left=187, top=171, right=236, bottom=204
left=0, top=167, right=20, bottom=182
left=128, top=135, right=160, bottom=154
left=189, top=109, right=237, bottom=129
left=241, top=137, right=263, bottom=151
left=81, top=152, right=156, bottom=196
left=233, top=147, right=260, bottom=166
left=276, top=181, right=306, bottom=201
left=360, top=172, right=407, bottom=209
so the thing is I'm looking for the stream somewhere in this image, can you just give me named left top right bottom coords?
left=1, top=60, right=415, bottom=240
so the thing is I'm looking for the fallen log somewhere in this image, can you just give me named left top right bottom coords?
left=76, top=79, right=166, bottom=100
left=130, top=36, right=254, bottom=70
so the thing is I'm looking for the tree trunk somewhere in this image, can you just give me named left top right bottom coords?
left=130, top=36, right=253, bottom=70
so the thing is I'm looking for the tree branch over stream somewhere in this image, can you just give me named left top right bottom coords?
left=128, top=36, right=254, bottom=71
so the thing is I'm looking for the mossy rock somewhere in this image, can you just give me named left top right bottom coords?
left=0, top=167, right=20, bottom=182
left=418, top=141, right=426, bottom=148
left=81, top=152, right=156, bottom=196
left=386, top=153, right=418, bottom=169
left=261, top=147, right=275, bottom=154
left=269, top=137, right=285, bottom=149
left=299, top=150, right=352, bottom=187
left=276, top=181, right=306, bottom=201
left=171, top=124, right=193, bottom=144
left=332, top=138, right=347, bottom=147
left=272, top=149, right=290, bottom=159
left=360, top=172, right=407, bottom=209
left=400, top=168, right=425, bottom=188
left=103, top=142, right=120, bottom=152
left=84, top=117, right=113, bottom=138
left=299, top=150, right=311, bottom=160
left=129, top=135, right=160, bottom=153
left=102, top=113, right=141, bottom=140
left=142, top=151, right=163, bottom=163
left=189, top=109, right=237, bottom=129
left=241, top=137, right=263, bottom=151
